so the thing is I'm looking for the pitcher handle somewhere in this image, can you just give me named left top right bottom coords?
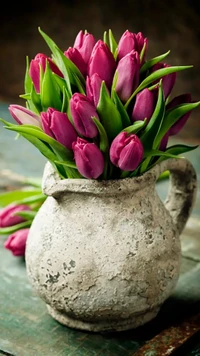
left=155, top=158, right=197, bottom=235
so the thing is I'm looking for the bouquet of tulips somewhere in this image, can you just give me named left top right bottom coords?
left=1, top=28, right=199, bottom=179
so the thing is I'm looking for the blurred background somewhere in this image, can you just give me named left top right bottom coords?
left=0, top=0, right=200, bottom=142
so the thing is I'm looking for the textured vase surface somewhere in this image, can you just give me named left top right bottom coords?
left=25, top=158, right=197, bottom=332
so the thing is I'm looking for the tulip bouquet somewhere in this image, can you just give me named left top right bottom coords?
left=0, top=28, right=199, bottom=179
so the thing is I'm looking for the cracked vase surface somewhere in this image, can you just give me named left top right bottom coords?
left=25, top=158, right=197, bottom=332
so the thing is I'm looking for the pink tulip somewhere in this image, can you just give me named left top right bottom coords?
left=115, top=50, right=140, bottom=102
left=117, top=30, right=148, bottom=61
left=41, top=108, right=78, bottom=149
left=110, top=132, right=144, bottom=171
left=152, top=62, right=177, bottom=99
left=74, top=30, right=96, bottom=64
left=70, top=93, right=99, bottom=138
left=72, top=138, right=104, bottom=179
left=29, top=53, right=63, bottom=93
left=9, top=105, right=42, bottom=127
left=86, top=73, right=105, bottom=107
left=0, top=203, right=31, bottom=228
left=166, top=94, right=192, bottom=136
left=64, top=47, right=87, bottom=76
left=132, top=88, right=157, bottom=122
left=88, top=40, right=116, bottom=88
left=4, top=228, right=30, bottom=256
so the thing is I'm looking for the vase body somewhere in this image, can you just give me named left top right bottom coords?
left=25, top=158, right=197, bottom=332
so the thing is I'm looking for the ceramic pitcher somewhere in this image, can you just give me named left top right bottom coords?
left=25, top=157, right=197, bottom=332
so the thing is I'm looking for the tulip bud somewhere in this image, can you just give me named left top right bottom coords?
left=70, top=93, right=99, bottom=138
left=132, top=88, right=157, bottom=122
left=110, top=132, right=144, bottom=171
left=41, top=108, right=78, bottom=149
left=152, top=62, right=176, bottom=99
left=72, top=138, right=104, bottom=179
left=86, top=73, right=105, bottom=107
left=117, top=30, right=148, bottom=61
left=115, top=50, right=140, bottom=102
left=9, top=105, right=42, bottom=127
left=29, top=53, right=63, bottom=93
left=64, top=47, right=87, bottom=76
left=0, top=203, right=31, bottom=228
left=4, top=228, right=29, bottom=256
left=117, top=30, right=138, bottom=61
left=74, top=30, right=96, bottom=64
left=88, top=40, right=116, bottom=88
left=166, top=94, right=192, bottom=136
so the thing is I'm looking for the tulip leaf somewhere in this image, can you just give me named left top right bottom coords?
left=0, top=221, right=32, bottom=235
left=112, top=90, right=132, bottom=128
left=41, top=61, right=62, bottom=111
left=24, top=56, right=32, bottom=94
left=123, top=120, right=147, bottom=135
left=15, top=210, right=37, bottom=220
left=54, top=162, right=83, bottom=178
left=140, top=42, right=147, bottom=64
left=38, top=27, right=85, bottom=94
left=30, top=83, right=42, bottom=112
left=52, top=72, right=68, bottom=92
left=0, top=190, right=43, bottom=207
left=143, top=149, right=182, bottom=159
left=155, top=101, right=200, bottom=145
left=108, top=29, right=118, bottom=56
left=2, top=124, right=74, bottom=161
left=54, top=160, right=77, bottom=169
left=92, top=116, right=109, bottom=179
left=14, top=194, right=47, bottom=205
left=97, top=81, right=123, bottom=141
left=125, top=65, right=193, bottom=109
left=103, top=31, right=109, bottom=46
left=140, top=50, right=171, bottom=74
left=153, top=144, right=199, bottom=165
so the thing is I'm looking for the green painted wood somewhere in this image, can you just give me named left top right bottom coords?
left=0, top=102, right=200, bottom=355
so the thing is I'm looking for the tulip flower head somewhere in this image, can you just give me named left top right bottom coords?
left=0, top=203, right=31, bottom=228
left=64, top=47, right=87, bottom=76
left=70, top=93, right=99, bottom=138
left=4, top=228, right=30, bottom=256
left=29, top=53, right=63, bottom=93
left=9, top=105, right=42, bottom=127
left=132, top=88, right=157, bottom=123
left=41, top=108, right=78, bottom=149
left=74, top=30, right=96, bottom=64
left=72, top=138, right=104, bottom=179
left=110, top=132, right=144, bottom=171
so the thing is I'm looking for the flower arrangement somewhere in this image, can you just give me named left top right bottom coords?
left=1, top=28, right=199, bottom=180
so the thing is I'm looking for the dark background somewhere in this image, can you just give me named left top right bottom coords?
left=1, top=0, right=200, bottom=142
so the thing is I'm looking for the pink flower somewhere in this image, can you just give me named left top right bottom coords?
left=0, top=203, right=31, bottom=228
left=9, top=105, right=41, bottom=128
left=4, top=228, right=30, bottom=256
left=72, top=138, right=104, bottom=179
left=110, top=132, right=144, bottom=171
left=64, top=47, right=87, bottom=76
left=74, top=30, right=96, bottom=64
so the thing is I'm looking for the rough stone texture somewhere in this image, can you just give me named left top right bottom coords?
left=25, top=158, right=197, bottom=332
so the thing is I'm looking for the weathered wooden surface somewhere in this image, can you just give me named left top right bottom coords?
left=0, top=103, right=200, bottom=355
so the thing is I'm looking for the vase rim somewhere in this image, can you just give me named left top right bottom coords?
left=42, top=161, right=166, bottom=197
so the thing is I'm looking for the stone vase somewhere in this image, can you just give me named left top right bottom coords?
left=25, top=158, right=197, bottom=332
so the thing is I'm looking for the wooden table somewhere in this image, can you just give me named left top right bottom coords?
left=0, top=103, right=200, bottom=356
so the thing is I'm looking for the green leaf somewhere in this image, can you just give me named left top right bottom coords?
left=156, top=101, right=200, bottom=144
left=125, top=65, right=193, bottom=109
left=41, top=60, right=62, bottom=110
left=108, top=29, right=118, bottom=56
left=30, top=83, right=42, bottom=112
left=103, top=31, right=108, bottom=46
left=38, top=27, right=85, bottom=94
left=97, top=81, right=123, bottom=141
left=92, top=117, right=109, bottom=179
left=123, top=120, right=147, bottom=134
left=140, top=42, right=147, bottom=64
left=3, top=124, right=74, bottom=162
left=140, top=50, right=171, bottom=74
left=155, top=144, right=199, bottom=164
left=112, top=90, right=132, bottom=128
left=0, top=221, right=32, bottom=235
left=14, top=193, right=46, bottom=205
left=0, top=190, right=43, bottom=207
left=24, top=56, right=32, bottom=94
left=54, top=160, right=77, bottom=169
left=15, top=210, right=37, bottom=220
